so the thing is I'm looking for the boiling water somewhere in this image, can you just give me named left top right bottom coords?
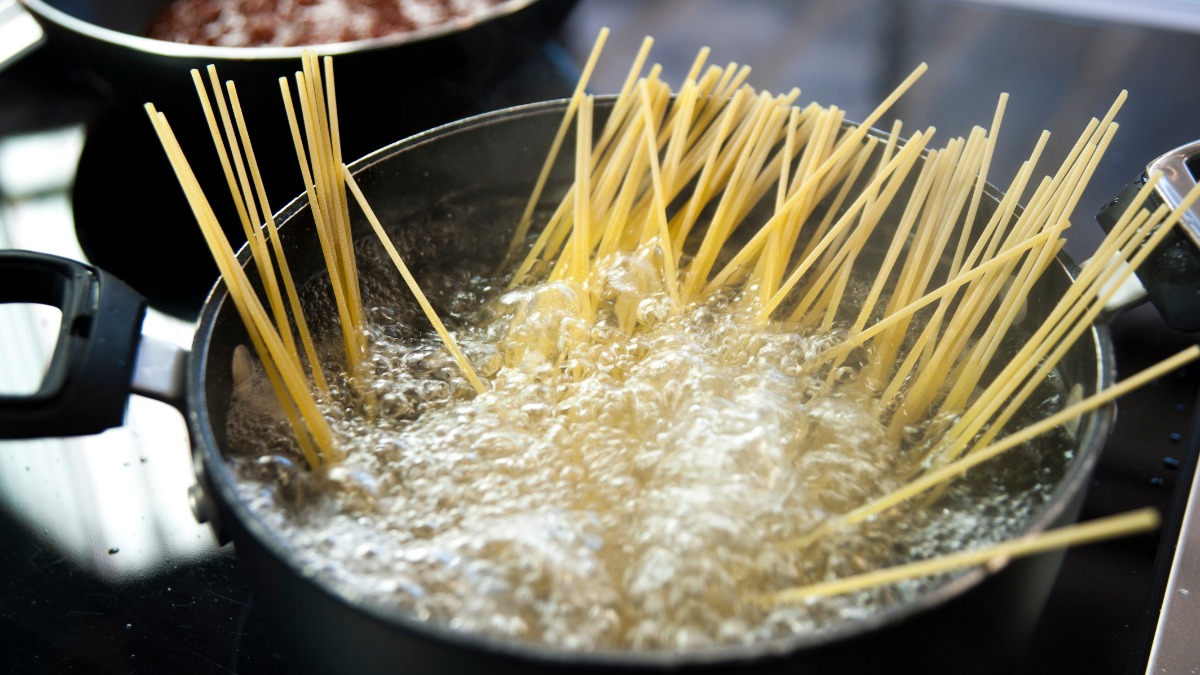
left=225, top=193, right=1072, bottom=652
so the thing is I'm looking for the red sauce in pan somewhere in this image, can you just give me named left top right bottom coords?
left=145, top=0, right=506, bottom=48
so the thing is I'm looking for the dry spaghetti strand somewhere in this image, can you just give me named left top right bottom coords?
left=144, top=103, right=341, bottom=467
left=770, top=508, right=1160, bottom=604
left=342, top=165, right=487, bottom=394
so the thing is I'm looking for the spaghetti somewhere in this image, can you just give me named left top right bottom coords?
left=145, top=30, right=1198, bottom=648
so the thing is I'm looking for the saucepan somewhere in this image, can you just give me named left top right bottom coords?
left=4, top=0, right=571, bottom=105
left=1, top=98, right=1197, bottom=673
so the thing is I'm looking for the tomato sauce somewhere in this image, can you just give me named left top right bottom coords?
left=145, top=0, right=505, bottom=47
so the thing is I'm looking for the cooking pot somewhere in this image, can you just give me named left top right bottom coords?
left=6, top=0, right=572, bottom=107
left=6, top=0, right=575, bottom=151
left=0, top=99, right=1195, bottom=673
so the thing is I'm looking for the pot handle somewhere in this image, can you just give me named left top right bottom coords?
left=0, top=250, right=147, bottom=439
left=1098, top=139, right=1200, bottom=331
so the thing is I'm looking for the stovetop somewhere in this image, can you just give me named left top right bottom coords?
left=2, top=2, right=1200, bottom=673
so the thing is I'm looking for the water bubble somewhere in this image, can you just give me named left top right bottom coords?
left=225, top=211, right=1071, bottom=652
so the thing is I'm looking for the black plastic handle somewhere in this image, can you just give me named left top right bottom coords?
left=0, top=250, right=147, bottom=438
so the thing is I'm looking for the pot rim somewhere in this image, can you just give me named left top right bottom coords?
left=186, top=97, right=1119, bottom=669
left=18, top=0, right=540, bottom=61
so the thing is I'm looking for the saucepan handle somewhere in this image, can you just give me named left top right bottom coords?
left=0, top=250, right=148, bottom=438
left=1097, top=139, right=1200, bottom=331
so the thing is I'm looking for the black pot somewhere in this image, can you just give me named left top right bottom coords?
left=0, top=100, right=1131, bottom=673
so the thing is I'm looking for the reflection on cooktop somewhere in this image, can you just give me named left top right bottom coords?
left=0, top=397, right=214, bottom=584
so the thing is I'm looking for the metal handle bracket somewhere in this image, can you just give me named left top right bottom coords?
left=1097, top=140, right=1200, bottom=332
